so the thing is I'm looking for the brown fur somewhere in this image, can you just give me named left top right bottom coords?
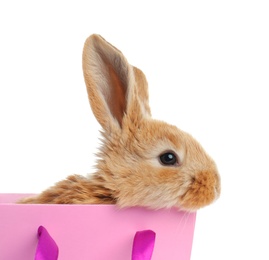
left=19, top=34, right=221, bottom=211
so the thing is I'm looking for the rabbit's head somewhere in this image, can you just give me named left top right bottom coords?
left=83, top=35, right=220, bottom=211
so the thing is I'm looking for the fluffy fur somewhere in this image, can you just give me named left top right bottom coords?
left=19, top=34, right=221, bottom=211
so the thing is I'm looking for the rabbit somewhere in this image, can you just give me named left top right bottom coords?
left=19, top=34, right=220, bottom=211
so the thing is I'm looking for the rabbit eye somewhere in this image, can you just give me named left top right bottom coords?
left=159, top=151, right=178, bottom=166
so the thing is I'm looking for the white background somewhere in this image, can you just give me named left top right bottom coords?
left=0, top=1, right=269, bottom=259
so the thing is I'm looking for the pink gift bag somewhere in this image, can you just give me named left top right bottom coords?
left=0, top=194, right=196, bottom=260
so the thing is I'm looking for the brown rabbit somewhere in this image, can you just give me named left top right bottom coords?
left=19, top=34, right=220, bottom=211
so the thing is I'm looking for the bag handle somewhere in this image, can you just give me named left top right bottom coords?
left=132, top=230, right=156, bottom=260
left=35, top=226, right=59, bottom=260
left=34, top=226, right=155, bottom=260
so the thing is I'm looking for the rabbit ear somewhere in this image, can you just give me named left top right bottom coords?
left=132, top=66, right=151, bottom=118
left=82, top=34, right=150, bottom=132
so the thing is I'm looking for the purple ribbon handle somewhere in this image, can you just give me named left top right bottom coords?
left=132, top=230, right=156, bottom=260
left=35, top=226, right=59, bottom=260
left=34, top=226, right=154, bottom=260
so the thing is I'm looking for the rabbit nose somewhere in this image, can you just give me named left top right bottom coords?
left=179, top=170, right=219, bottom=211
